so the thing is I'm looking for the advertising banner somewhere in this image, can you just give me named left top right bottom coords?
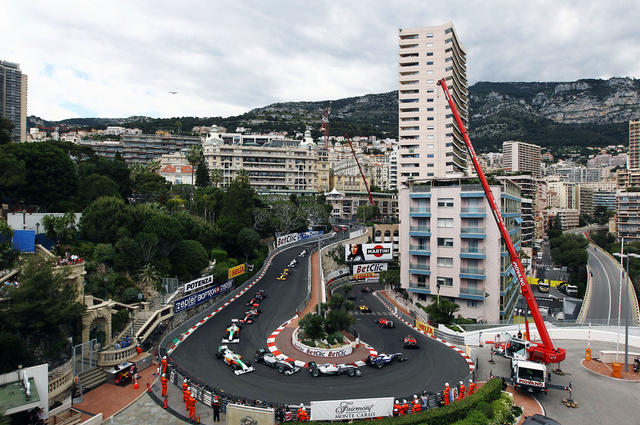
left=416, top=319, right=435, bottom=337
left=226, top=403, right=274, bottom=425
left=174, top=279, right=233, bottom=314
left=351, top=272, right=380, bottom=280
left=228, top=264, right=246, bottom=279
left=184, top=275, right=214, bottom=293
left=277, top=232, right=299, bottom=247
left=352, top=263, right=388, bottom=274
left=310, top=397, right=394, bottom=421
left=345, top=243, right=393, bottom=262
left=292, top=330, right=353, bottom=357
left=300, top=230, right=323, bottom=239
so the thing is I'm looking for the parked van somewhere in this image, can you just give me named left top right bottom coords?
left=565, top=285, right=578, bottom=297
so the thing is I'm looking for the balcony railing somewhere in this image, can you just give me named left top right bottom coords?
left=461, top=207, right=485, bottom=214
left=460, top=267, right=485, bottom=275
left=410, top=245, right=430, bottom=251
left=461, top=227, right=485, bottom=234
left=460, top=286, right=485, bottom=296
left=460, top=248, right=486, bottom=255
left=409, top=263, right=430, bottom=271
left=410, top=207, right=431, bottom=214
left=409, top=226, right=430, bottom=233
left=409, top=283, right=429, bottom=290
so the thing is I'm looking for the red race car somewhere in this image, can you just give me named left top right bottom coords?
left=375, top=318, right=395, bottom=328
left=403, top=335, right=419, bottom=349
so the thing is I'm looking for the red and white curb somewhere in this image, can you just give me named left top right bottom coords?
left=266, top=317, right=378, bottom=368
left=167, top=255, right=276, bottom=355
left=374, top=292, right=475, bottom=373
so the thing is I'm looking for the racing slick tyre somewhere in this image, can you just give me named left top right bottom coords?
left=278, top=365, right=285, bottom=374
left=312, top=369, right=320, bottom=377
left=348, top=369, right=355, bottom=377
left=216, top=351, right=223, bottom=359
left=376, top=363, right=383, bottom=369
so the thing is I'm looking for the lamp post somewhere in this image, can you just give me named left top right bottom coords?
left=614, top=249, right=638, bottom=371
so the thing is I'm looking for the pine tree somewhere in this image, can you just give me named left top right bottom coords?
left=195, top=158, right=210, bottom=187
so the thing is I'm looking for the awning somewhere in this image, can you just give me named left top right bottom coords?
left=514, top=217, right=523, bottom=224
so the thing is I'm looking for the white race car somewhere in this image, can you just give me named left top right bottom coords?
left=216, top=345, right=255, bottom=375
left=308, top=362, right=362, bottom=377
left=222, top=320, right=241, bottom=344
left=299, top=250, right=307, bottom=257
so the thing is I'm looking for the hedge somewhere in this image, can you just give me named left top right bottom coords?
left=301, top=378, right=503, bottom=425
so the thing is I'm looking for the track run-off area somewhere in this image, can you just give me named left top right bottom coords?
left=169, top=238, right=471, bottom=405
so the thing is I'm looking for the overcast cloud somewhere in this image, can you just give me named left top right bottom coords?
left=2, top=0, right=639, bottom=120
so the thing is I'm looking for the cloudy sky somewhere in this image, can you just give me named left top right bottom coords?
left=3, top=1, right=639, bottom=120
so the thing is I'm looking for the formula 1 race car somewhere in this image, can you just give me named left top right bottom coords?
left=299, top=250, right=307, bottom=257
left=358, top=305, right=371, bottom=313
left=403, top=335, right=419, bottom=349
left=375, top=318, right=395, bottom=328
left=239, top=307, right=261, bottom=324
left=365, top=353, right=408, bottom=368
left=245, top=291, right=266, bottom=306
left=222, top=320, right=241, bottom=344
left=216, top=345, right=255, bottom=375
left=361, top=287, right=373, bottom=293
left=276, top=269, right=290, bottom=281
left=288, top=259, right=297, bottom=268
left=307, top=362, right=362, bottom=377
left=254, top=349, right=301, bottom=375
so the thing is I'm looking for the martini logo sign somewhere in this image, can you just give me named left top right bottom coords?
left=345, top=243, right=393, bottom=262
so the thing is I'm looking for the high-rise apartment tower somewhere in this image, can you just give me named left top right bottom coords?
left=0, top=60, right=28, bottom=142
left=629, top=120, right=640, bottom=170
left=397, top=23, right=468, bottom=183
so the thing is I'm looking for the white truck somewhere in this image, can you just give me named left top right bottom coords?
left=494, top=334, right=550, bottom=393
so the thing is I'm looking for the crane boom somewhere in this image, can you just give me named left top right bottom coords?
left=437, top=78, right=565, bottom=364
left=346, top=135, right=375, bottom=207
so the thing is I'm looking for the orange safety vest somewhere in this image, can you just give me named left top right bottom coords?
left=412, top=401, right=421, bottom=413
left=468, top=382, right=476, bottom=395
left=401, top=403, right=409, bottom=415
left=459, top=384, right=465, bottom=400
left=444, top=388, right=450, bottom=405
left=393, top=404, right=401, bottom=416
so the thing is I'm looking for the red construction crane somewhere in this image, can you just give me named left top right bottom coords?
left=319, top=104, right=331, bottom=150
left=437, top=78, right=565, bottom=364
left=345, top=135, right=375, bottom=207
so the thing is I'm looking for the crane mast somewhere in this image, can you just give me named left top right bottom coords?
left=437, top=78, right=565, bottom=364
left=345, top=135, right=375, bottom=207
left=320, top=105, right=331, bottom=150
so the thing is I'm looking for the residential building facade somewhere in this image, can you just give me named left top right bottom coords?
left=325, top=189, right=398, bottom=223
left=616, top=191, right=640, bottom=241
left=629, top=120, right=640, bottom=170
left=0, top=60, right=27, bottom=142
left=397, top=22, right=468, bottom=183
left=502, top=141, right=541, bottom=178
left=80, top=134, right=201, bottom=163
left=398, top=178, right=522, bottom=322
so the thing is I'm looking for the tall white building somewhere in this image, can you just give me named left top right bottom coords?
left=0, top=60, right=28, bottom=142
left=502, top=141, right=541, bottom=178
left=397, top=23, right=468, bottom=183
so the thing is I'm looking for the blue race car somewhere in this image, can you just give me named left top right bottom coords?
left=365, top=352, right=408, bottom=368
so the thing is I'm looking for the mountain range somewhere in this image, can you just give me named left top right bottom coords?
left=29, top=77, right=640, bottom=152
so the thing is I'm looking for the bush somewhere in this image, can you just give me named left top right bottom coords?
left=491, top=393, right=513, bottom=424
left=303, top=378, right=503, bottom=425
left=475, top=400, right=493, bottom=419
left=452, top=409, right=488, bottom=425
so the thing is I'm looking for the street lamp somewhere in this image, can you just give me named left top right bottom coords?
left=613, top=249, right=639, bottom=372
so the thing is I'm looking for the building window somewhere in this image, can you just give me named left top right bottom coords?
left=437, top=276, right=453, bottom=287
left=426, top=33, right=433, bottom=38
left=438, top=218, right=453, bottom=228
left=437, top=237, right=454, bottom=247
left=426, top=61, right=433, bottom=65
left=427, top=154, right=434, bottom=158
left=426, top=52, right=433, bottom=56
left=438, top=198, right=454, bottom=207
left=427, top=144, right=435, bottom=148
left=427, top=98, right=434, bottom=102
left=437, top=257, right=453, bottom=267
left=466, top=300, right=478, bottom=308
left=427, top=163, right=434, bottom=167
left=427, top=172, right=434, bottom=176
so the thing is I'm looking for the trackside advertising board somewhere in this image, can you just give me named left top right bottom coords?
left=345, top=243, right=393, bottom=262
left=311, top=397, right=394, bottom=421
left=276, top=232, right=299, bottom=247
left=353, top=263, right=388, bottom=274
left=227, top=263, right=246, bottom=279
left=226, top=403, right=274, bottom=425
left=184, top=275, right=214, bottom=293
left=174, top=279, right=233, bottom=314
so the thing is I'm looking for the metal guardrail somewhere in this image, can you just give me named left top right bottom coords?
left=576, top=263, right=593, bottom=323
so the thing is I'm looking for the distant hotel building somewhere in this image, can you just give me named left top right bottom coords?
left=617, top=191, right=640, bottom=242
left=0, top=60, right=28, bottom=142
left=80, top=134, right=201, bottom=163
left=502, top=141, right=541, bottom=178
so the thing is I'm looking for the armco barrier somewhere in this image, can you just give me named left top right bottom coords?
left=576, top=264, right=593, bottom=323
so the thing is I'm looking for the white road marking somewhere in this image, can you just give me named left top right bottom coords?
left=591, top=248, right=612, bottom=324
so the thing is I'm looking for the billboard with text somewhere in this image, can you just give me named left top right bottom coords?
left=345, top=243, right=393, bottom=262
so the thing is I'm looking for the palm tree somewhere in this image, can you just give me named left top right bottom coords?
left=138, top=263, right=161, bottom=294
left=186, top=145, right=203, bottom=186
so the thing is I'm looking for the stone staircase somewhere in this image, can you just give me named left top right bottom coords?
left=78, top=367, right=106, bottom=391
left=133, top=316, right=149, bottom=334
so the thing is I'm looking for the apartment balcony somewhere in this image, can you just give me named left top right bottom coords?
left=408, top=283, right=431, bottom=294
left=409, top=226, right=431, bottom=237
left=458, top=286, right=486, bottom=300
left=409, top=263, right=431, bottom=275
left=409, top=207, right=431, bottom=218
left=460, top=227, right=486, bottom=238
left=460, top=248, right=486, bottom=259
left=460, top=267, right=485, bottom=280
left=460, top=207, right=486, bottom=218
left=409, top=245, right=431, bottom=256
left=409, top=191, right=431, bottom=198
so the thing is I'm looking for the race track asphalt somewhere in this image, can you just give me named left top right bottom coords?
left=171, top=239, right=470, bottom=405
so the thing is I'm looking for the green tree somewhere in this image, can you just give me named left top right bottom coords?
left=130, top=169, right=170, bottom=203
left=356, top=204, right=381, bottom=222
left=547, top=215, right=563, bottom=238
left=380, top=267, right=400, bottom=289
left=170, top=240, right=209, bottom=280
left=114, top=237, right=141, bottom=272
left=186, top=145, right=203, bottom=185
left=329, top=293, right=344, bottom=311
left=143, top=214, right=183, bottom=257
left=210, top=168, right=223, bottom=187
left=0, top=222, right=19, bottom=270
left=342, top=283, right=353, bottom=299
left=0, top=117, right=13, bottom=144
left=423, top=297, right=460, bottom=325
left=78, top=155, right=131, bottom=199
left=42, top=212, right=77, bottom=246
left=0, top=152, right=27, bottom=189
left=77, top=174, right=121, bottom=207
left=136, top=232, right=159, bottom=264
left=195, top=158, right=210, bottom=187
left=80, top=197, right=132, bottom=243
left=138, top=263, right=160, bottom=290
left=593, top=205, right=612, bottom=225
left=0, top=257, right=84, bottom=371
left=325, top=309, right=354, bottom=333
left=299, top=313, right=326, bottom=341
left=237, top=228, right=260, bottom=261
